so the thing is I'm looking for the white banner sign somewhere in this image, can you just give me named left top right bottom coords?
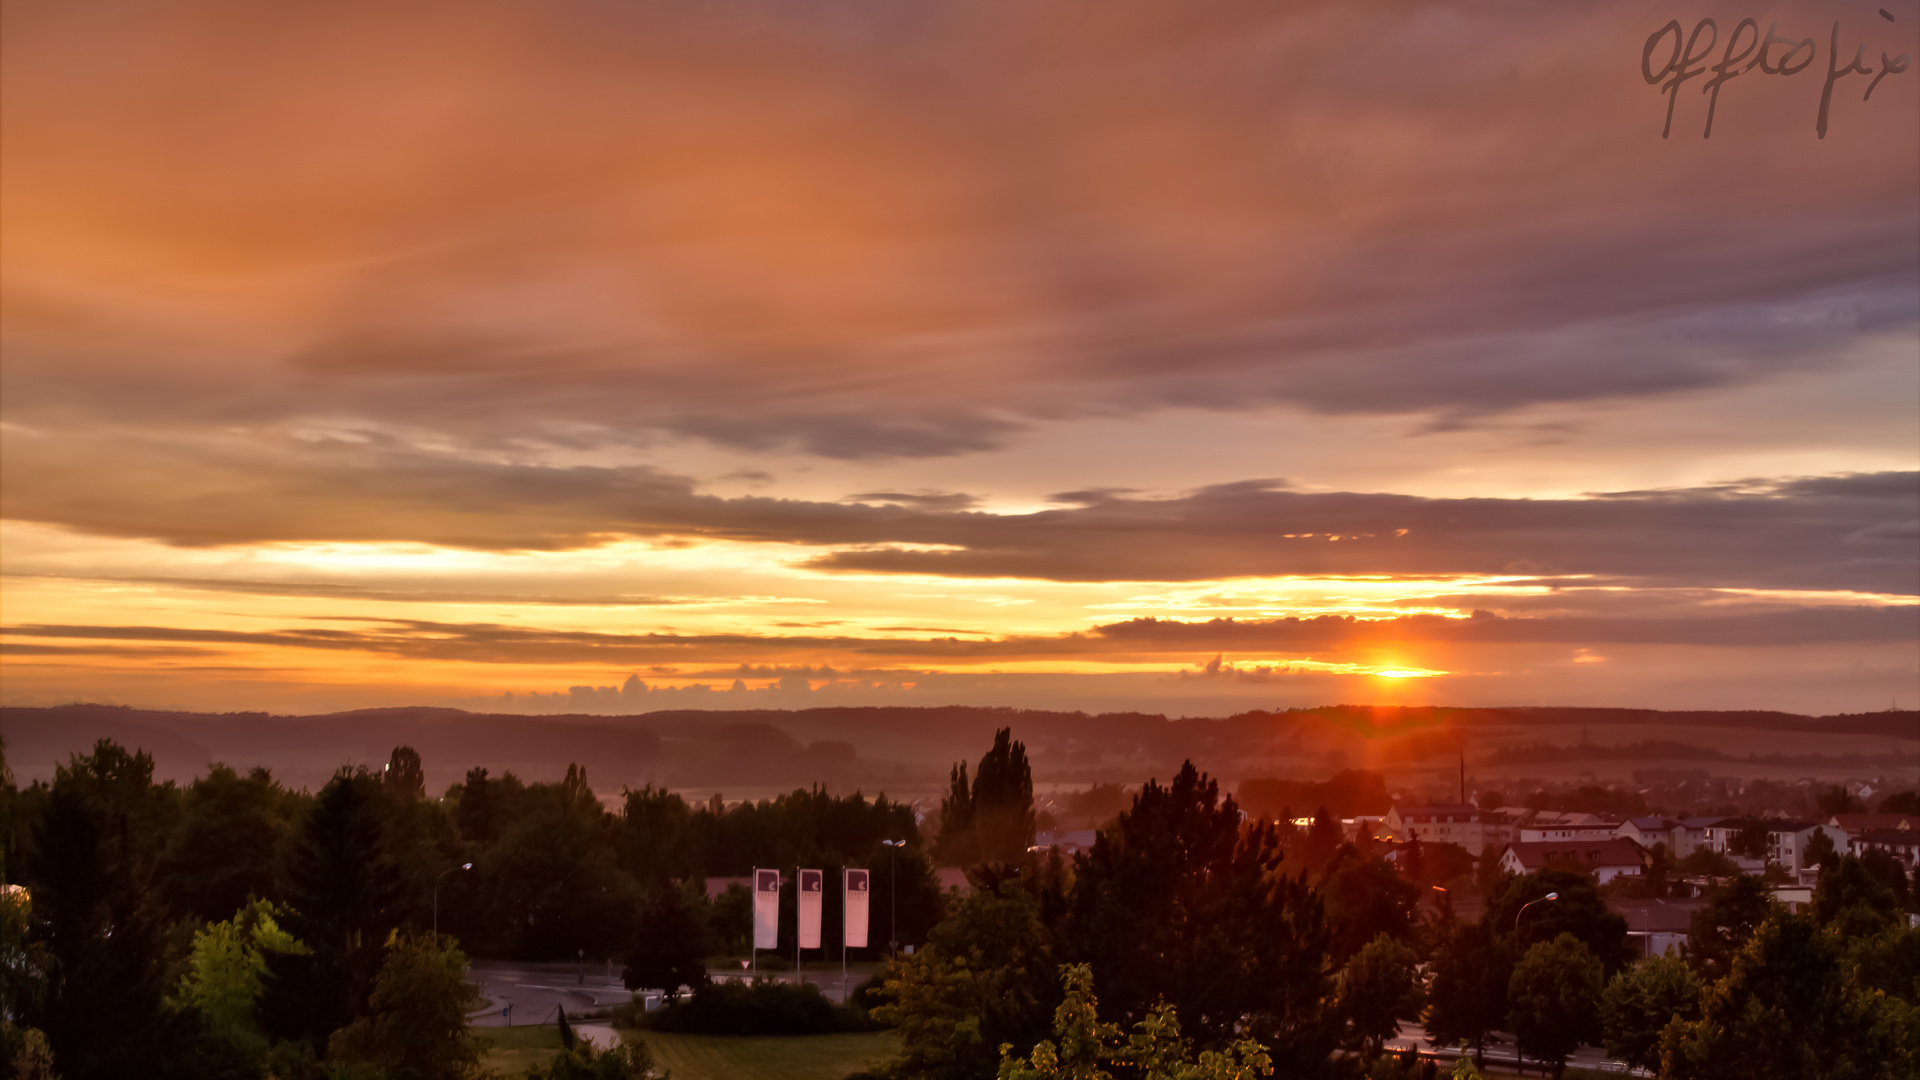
left=797, top=868, right=824, bottom=949
left=752, top=868, right=780, bottom=950
left=844, top=868, right=870, bottom=949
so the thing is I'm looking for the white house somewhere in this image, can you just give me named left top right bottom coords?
left=1384, top=805, right=1485, bottom=850
left=1702, top=818, right=1849, bottom=883
left=1497, top=838, right=1648, bottom=885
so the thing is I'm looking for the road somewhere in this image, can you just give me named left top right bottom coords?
left=466, top=957, right=867, bottom=1035
left=1385, top=1021, right=1648, bottom=1076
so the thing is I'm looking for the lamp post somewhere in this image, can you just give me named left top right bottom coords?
left=434, top=862, right=473, bottom=941
left=882, top=839, right=904, bottom=961
left=1513, top=891, right=1559, bottom=937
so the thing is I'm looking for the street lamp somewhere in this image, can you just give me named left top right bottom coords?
left=434, top=862, right=473, bottom=941
left=882, top=840, right=904, bottom=961
left=1514, top=891, right=1559, bottom=936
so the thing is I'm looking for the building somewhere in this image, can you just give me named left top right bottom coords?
left=1519, top=811, right=1620, bottom=843
left=1701, top=818, right=1850, bottom=884
left=1029, top=829, right=1099, bottom=856
left=1831, top=813, right=1917, bottom=835
left=1496, top=838, right=1648, bottom=885
left=1383, top=805, right=1484, bottom=849
left=1851, top=828, right=1920, bottom=870
left=1610, top=896, right=1705, bottom=959
left=1615, top=817, right=1686, bottom=850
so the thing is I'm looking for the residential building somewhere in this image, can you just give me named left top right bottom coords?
left=1496, top=838, right=1648, bottom=885
left=1851, top=828, right=1920, bottom=870
left=1520, top=811, right=1620, bottom=843
left=1610, top=897, right=1705, bottom=959
left=1383, top=805, right=1485, bottom=849
left=1702, top=818, right=1849, bottom=884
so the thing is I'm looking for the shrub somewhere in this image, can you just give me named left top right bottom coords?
left=643, top=977, right=874, bottom=1035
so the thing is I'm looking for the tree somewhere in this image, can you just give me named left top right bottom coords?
left=1422, top=920, right=1509, bottom=1069
left=935, top=729, right=1036, bottom=867
left=1335, top=933, right=1421, bottom=1062
left=27, top=746, right=177, bottom=1080
left=1674, top=847, right=1739, bottom=884
left=383, top=746, right=426, bottom=802
left=1319, top=852, right=1420, bottom=963
left=874, top=881, right=1061, bottom=1080
left=327, top=934, right=487, bottom=1080
left=1506, top=934, right=1602, bottom=1079
left=174, top=899, right=307, bottom=1062
left=1660, top=912, right=1920, bottom=1079
left=623, top=883, right=710, bottom=1002
left=1486, top=869, right=1628, bottom=973
left=464, top=769, right=639, bottom=958
left=1816, top=785, right=1864, bottom=816
left=1811, top=854, right=1900, bottom=938
left=259, top=769, right=400, bottom=1051
left=1804, top=829, right=1840, bottom=876
left=616, top=785, right=692, bottom=889
left=1067, top=762, right=1336, bottom=1069
left=1728, top=821, right=1770, bottom=861
left=1685, top=874, right=1776, bottom=982
left=158, top=764, right=294, bottom=924
left=996, top=964, right=1273, bottom=1080
left=1598, top=954, right=1700, bottom=1073
left=1878, top=790, right=1920, bottom=815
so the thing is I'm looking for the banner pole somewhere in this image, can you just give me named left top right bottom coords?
left=795, top=865, right=802, bottom=986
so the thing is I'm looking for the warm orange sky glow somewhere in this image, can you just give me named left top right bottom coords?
left=2, top=0, right=1915, bottom=717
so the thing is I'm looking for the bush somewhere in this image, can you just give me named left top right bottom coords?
left=643, top=977, right=874, bottom=1035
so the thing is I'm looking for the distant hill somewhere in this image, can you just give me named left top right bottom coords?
left=4, top=702, right=1912, bottom=797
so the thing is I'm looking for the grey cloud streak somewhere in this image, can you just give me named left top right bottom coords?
left=5, top=605, right=1912, bottom=669
left=3, top=424, right=1913, bottom=592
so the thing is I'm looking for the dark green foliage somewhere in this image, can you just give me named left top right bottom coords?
left=1878, top=789, right=1920, bottom=815
left=1803, top=829, right=1840, bottom=876
left=526, top=1040, right=661, bottom=1080
left=1335, top=932, right=1421, bottom=1060
left=1486, top=869, right=1629, bottom=973
left=1816, top=784, right=1865, bottom=816
left=383, top=746, right=426, bottom=801
left=1686, top=874, right=1777, bottom=983
left=1506, top=933, right=1603, bottom=1077
left=1729, top=820, right=1770, bottom=860
left=1859, top=847, right=1913, bottom=913
left=1422, top=920, right=1510, bottom=1067
left=1847, top=922, right=1920, bottom=1003
left=1319, top=850, right=1421, bottom=963
left=1599, top=954, right=1701, bottom=1073
left=462, top=766, right=639, bottom=959
left=1812, top=854, right=1901, bottom=937
left=260, top=769, right=400, bottom=1051
left=326, top=933, right=487, bottom=1080
left=934, top=728, right=1034, bottom=867
left=25, top=745, right=178, bottom=1080
left=1066, top=761, right=1335, bottom=1070
left=623, top=883, right=710, bottom=1001
left=616, top=785, right=694, bottom=888
left=157, top=764, right=294, bottom=924
left=1660, top=912, right=1920, bottom=1079
left=871, top=882, right=1060, bottom=1080
left=646, top=976, right=870, bottom=1035
left=453, top=767, right=512, bottom=845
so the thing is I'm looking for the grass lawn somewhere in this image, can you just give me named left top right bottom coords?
left=479, top=1024, right=565, bottom=1077
left=625, top=1029, right=901, bottom=1080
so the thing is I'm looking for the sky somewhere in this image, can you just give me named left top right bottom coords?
left=2, top=0, right=1916, bottom=718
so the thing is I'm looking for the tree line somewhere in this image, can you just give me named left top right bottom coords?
left=866, top=732, right=1919, bottom=1080
left=0, top=736, right=940, bottom=1079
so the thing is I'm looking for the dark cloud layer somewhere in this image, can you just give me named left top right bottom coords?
left=3, top=1, right=1914, bottom=460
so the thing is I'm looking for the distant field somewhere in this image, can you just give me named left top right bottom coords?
left=627, top=1029, right=900, bottom=1080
